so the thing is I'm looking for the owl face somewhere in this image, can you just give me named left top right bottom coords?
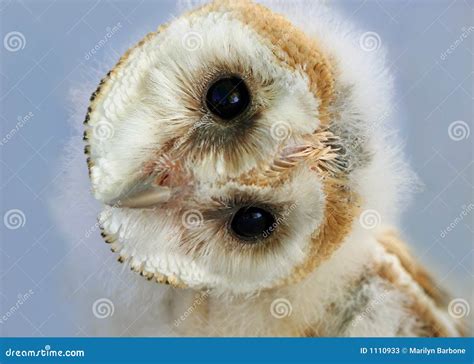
left=84, top=0, right=357, bottom=294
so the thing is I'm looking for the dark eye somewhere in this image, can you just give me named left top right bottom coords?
left=205, top=77, right=250, bottom=120
left=230, top=207, right=276, bottom=241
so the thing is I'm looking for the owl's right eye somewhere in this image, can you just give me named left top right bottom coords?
left=205, top=77, right=250, bottom=120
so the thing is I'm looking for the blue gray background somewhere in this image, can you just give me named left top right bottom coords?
left=0, top=0, right=472, bottom=336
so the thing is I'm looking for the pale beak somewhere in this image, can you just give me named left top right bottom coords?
left=106, top=186, right=172, bottom=209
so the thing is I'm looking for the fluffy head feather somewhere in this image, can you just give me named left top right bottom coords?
left=83, top=0, right=413, bottom=295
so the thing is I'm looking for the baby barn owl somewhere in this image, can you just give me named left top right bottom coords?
left=82, top=0, right=465, bottom=336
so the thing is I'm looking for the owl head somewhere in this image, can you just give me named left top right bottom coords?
left=84, top=0, right=409, bottom=294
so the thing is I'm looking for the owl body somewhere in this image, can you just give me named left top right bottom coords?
left=76, top=0, right=465, bottom=336
left=168, top=228, right=463, bottom=337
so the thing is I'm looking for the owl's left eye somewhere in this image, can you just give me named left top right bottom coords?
left=230, top=206, right=276, bottom=242
left=205, top=77, right=250, bottom=120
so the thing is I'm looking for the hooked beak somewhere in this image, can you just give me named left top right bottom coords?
left=106, top=186, right=172, bottom=209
